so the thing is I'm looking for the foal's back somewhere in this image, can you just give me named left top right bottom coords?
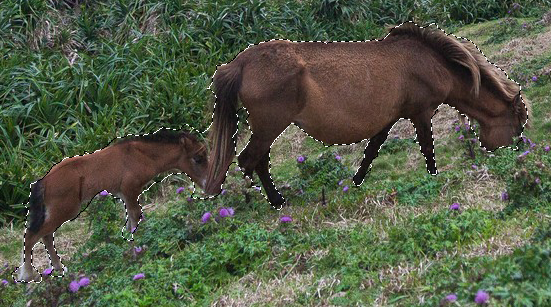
left=42, top=144, right=133, bottom=206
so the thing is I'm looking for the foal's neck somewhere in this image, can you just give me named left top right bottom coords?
left=132, top=142, right=181, bottom=174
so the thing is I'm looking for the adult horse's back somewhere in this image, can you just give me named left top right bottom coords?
left=205, top=22, right=529, bottom=207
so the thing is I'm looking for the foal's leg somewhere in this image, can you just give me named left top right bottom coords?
left=121, top=191, right=142, bottom=237
left=353, top=123, right=394, bottom=185
left=411, top=111, right=437, bottom=175
left=16, top=230, right=42, bottom=282
left=43, top=233, right=64, bottom=274
left=255, top=151, right=285, bottom=207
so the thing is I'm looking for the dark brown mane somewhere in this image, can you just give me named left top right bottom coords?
left=387, top=22, right=530, bottom=125
left=461, top=42, right=520, bottom=101
left=387, top=22, right=481, bottom=97
left=113, top=129, right=196, bottom=146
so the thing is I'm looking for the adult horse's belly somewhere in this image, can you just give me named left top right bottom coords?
left=293, top=104, right=396, bottom=145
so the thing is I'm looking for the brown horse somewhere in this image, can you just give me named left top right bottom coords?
left=15, top=129, right=208, bottom=282
left=205, top=22, right=529, bottom=207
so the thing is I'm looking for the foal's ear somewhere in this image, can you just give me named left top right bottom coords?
left=180, top=135, right=191, bottom=150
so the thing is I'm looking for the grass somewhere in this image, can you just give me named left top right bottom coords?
left=1, top=0, right=551, bottom=306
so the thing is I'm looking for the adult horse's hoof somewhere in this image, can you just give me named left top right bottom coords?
left=352, top=173, right=365, bottom=186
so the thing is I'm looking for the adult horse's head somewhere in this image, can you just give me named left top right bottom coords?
left=448, top=41, right=530, bottom=151
left=477, top=92, right=528, bottom=151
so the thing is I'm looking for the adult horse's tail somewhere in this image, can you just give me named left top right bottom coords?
left=28, top=180, right=45, bottom=233
left=205, top=61, right=243, bottom=194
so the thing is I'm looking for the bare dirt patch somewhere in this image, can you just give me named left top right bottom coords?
left=493, top=28, right=551, bottom=73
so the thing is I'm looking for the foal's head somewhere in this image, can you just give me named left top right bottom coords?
left=177, top=133, right=209, bottom=190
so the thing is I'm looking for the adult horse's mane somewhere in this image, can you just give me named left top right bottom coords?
left=113, top=129, right=197, bottom=146
left=388, top=22, right=481, bottom=97
left=388, top=22, right=530, bottom=124
left=389, top=23, right=523, bottom=100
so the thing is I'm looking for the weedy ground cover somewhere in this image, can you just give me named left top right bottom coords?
left=1, top=0, right=551, bottom=306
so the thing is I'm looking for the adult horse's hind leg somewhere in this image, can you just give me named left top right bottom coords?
left=43, top=233, right=64, bottom=274
left=353, top=123, right=394, bottom=185
left=238, top=121, right=290, bottom=206
left=411, top=111, right=437, bottom=175
left=255, top=151, right=285, bottom=207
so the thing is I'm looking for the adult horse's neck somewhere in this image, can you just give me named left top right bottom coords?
left=446, top=78, right=504, bottom=127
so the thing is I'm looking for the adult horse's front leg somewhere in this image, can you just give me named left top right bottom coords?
left=411, top=111, right=437, bottom=175
left=353, top=123, right=394, bottom=185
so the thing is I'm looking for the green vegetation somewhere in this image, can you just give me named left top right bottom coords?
left=1, top=0, right=551, bottom=306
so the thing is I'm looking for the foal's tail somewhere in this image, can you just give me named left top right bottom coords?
left=28, top=180, right=45, bottom=233
left=204, top=61, right=243, bottom=194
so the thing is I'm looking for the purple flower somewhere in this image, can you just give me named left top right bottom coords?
left=134, top=246, right=143, bottom=254
left=523, top=23, right=528, bottom=28
left=43, top=267, right=53, bottom=276
left=472, top=164, right=478, bottom=170
left=335, top=155, right=342, bottom=161
left=99, top=190, right=109, bottom=197
left=1, top=279, right=8, bottom=286
left=445, top=294, right=458, bottom=302
left=78, top=277, right=90, bottom=287
left=508, top=10, right=512, bottom=14
left=221, top=189, right=227, bottom=195
left=297, top=155, right=305, bottom=163
left=520, top=150, right=530, bottom=157
left=186, top=196, right=193, bottom=202
left=227, top=207, right=235, bottom=216
left=133, top=273, right=145, bottom=280
left=474, top=290, right=490, bottom=304
left=535, top=177, right=541, bottom=184
left=280, top=216, right=293, bottom=223
left=450, top=203, right=460, bottom=210
left=176, top=186, right=185, bottom=194
left=343, top=185, right=349, bottom=192
left=338, top=180, right=344, bottom=186
left=201, top=212, right=212, bottom=223
left=522, top=137, right=528, bottom=143
left=532, top=76, right=538, bottom=82
left=465, top=124, right=470, bottom=131
left=455, top=126, right=461, bottom=132
left=68, top=280, right=80, bottom=293
left=544, top=145, right=550, bottom=152
left=501, top=191, right=509, bottom=201
left=131, top=227, right=137, bottom=234
left=254, top=186, right=261, bottom=191
left=219, top=208, right=230, bottom=217
left=458, top=135, right=464, bottom=140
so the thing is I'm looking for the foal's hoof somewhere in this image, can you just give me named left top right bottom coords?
left=14, top=267, right=41, bottom=283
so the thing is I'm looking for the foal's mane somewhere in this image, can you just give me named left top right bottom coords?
left=113, top=129, right=198, bottom=146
